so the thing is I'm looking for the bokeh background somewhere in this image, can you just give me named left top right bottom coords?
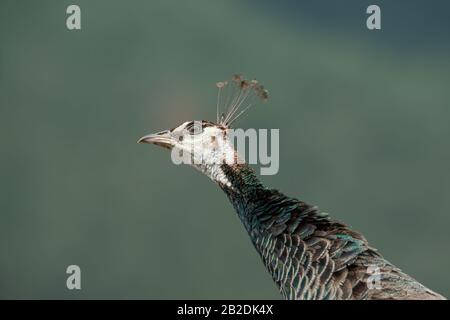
left=1, top=0, right=449, bottom=299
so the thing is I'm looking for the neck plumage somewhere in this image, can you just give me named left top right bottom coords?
left=217, top=163, right=265, bottom=230
left=216, top=162, right=327, bottom=250
left=217, top=163, right=301, bottom=237
left=207, top=162, right=445, bottom=301
left=219, top=164, right=264, bottom=197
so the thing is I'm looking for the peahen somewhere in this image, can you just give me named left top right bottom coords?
left=138, top=75, right=445, bottom=300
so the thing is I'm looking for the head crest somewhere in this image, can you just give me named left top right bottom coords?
left=215, top=74, right=269, bottom=127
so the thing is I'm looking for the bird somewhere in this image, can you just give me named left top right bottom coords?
left=138, top=74, right=445, bottom=300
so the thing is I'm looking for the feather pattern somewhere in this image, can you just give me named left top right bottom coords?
left=220, top=163, right=445, bottom=300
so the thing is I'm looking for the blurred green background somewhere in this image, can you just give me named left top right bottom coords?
left=1, top=0, right=449, bottom=299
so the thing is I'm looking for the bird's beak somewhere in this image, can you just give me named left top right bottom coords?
left=137, top=130, right=174, bottom=150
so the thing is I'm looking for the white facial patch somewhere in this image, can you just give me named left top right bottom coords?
left=170, top=122, right=235, bottom=187
left=168, top=120, right=280, bottom=183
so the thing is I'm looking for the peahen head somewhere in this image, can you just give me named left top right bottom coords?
left=138, top=75, right=268, bottom=186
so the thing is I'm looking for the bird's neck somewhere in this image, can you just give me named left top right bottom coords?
left=217, top=163, right=269, bottom=229
left=219, top=163, right=264, bottom=199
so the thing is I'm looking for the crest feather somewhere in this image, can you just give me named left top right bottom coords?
left=215, top=74, right=269, bottom=127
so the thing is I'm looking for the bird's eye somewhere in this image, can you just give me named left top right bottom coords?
left=186, top=122, right=202, bottom=135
